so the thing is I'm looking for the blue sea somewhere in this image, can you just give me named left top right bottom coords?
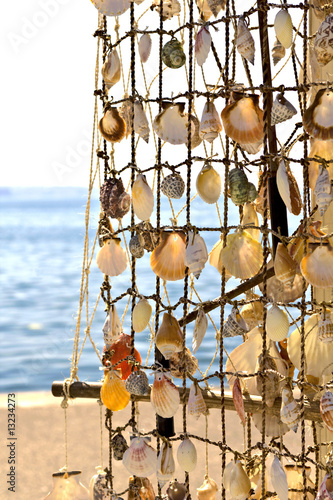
left=0, top=187, right=251, bottom=393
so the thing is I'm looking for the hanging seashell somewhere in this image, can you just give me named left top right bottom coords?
left=280, top=385, right=301, bottom=432
left=274, top=9, right=293, bottom=49
left=125, top=370, right=150, bottom=396
left=272, top=37, right=286, bottom=65
left=308, top=139, right=333, bottom=190
left=153, top=0, right=181, bottom=20
left=192, top=307, right=208, bottom=354
left=236, top=16, right=255, bottom=64
left=240, top=293, right=264, bottom=330
left=255, top=170, right=270, bottom=218
left=150, top=231, right=186, bottom=282
left=187, top=114, right=203, bottom=149
left=132, top=174, right=154, bottom=221
left=207, top=0, right=225, bottom=17
left=99, top=107, right=126, bottom=143
left=197, top=476, right=218, bottom=500
left=89, top=468, right=109, bottom=499
left=320, top=390, right=333, bottom=432
left=161, top=172, right=185, bottom=199
left=314, top=166, right=333, bottom=216
left=112, top=433, right=129, bottom=460
left=128, top=476, right=156, bottom=500
left=150, top=372, right=180, bottom=418
left=241, top=202, right=260, bottom=240
left=90, top=0, right=131, bottom=16
left=229, top=168, right=257, bottom=206
left=318, top=310, right=333, bottom=343
left=118, top=95, right=132, bottom=138
left=155, top=312, right=183, bottom=359
left=311, top=0, right=333, bottom=20
left=139, top=33, right=152, bottom=63
left=133, top=298, right=152, bottom=333
left=167, top=480, right=187, bottom=500
left=153, top=102, right=194, bottom=145
left=284, top=464, right=315, bottom=500
left=266, top=304, right=289, bottom=342
left=219, top=230, right=264, bottom=280
left=303, top=88, right=333, bottom=140
left=300, top=244, right=333, bottom=288
left=106, top=333, right=142, bottom=380
left=103, top=304, right=122, bottom=348
left=137, top=221, right=159, bottom=252
left=122, top=437, right=157, bottom=477
left=169, top=347, right=198, bottom=378
left=229, top=461, right=251, bottom=500
left=221, top=92, right=264, bottom=146
left=314, top=14, right=333, bottom=66
left=96, top=238, right=127, bottom=276
left=255, top=353, right=280, bottom=408
left=134, top=101, right=150, bottom=143
left=195, top=25, right=211, bottom=66
left=271, top=93, right=297, bottom=126
left=316, top=474, right=333, bottom=500
left=101, top=369, right=131, bottom=411
left=44, top=471, right=90, bottom=500
left=162, top=38, right=186, bottom=68
left=188, top=382, right=207, bottom=418
left=276, top=159, right=302, bottom=215
left=208, top=237, right=232, bottom=280
left=269, top=456, right=288, bottom=500
left=252, top=411, right=290, bottom=438
left=100, top=178, right=131, bottom=220
left=101, top=49, right=121, bottom=91
left=129, top=234, right=145, bottom=258
left=185, top=231, right=208, bottom=278
left=199, top=101, right=222, bottom=143
left=157, top=442, right=176, bottom=487
left=196, top=163, right=221, bottom=204
left=232, top=378, right=246, bottom=425
left=274, top=242, right=297, bottom=287
left=222, top=461, right=236, bottom=491
left=177, top=438, right=197, bottom=473
left=223, top=306, right=249, bottom=337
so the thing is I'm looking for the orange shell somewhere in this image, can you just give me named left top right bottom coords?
left=221, top=93, right=264, bottom=145
left=106, top=333, right=142, bottom=380
left=155, top=312, right=183, bottom=359
left=150, top=231, right=186, bottom=281
left=100, top=370, right=130, bottom=411
left=303, top=89, right=333, bottom=140
left=300, top=244, right=333, bottom=288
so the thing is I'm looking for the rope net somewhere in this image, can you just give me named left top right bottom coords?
left=53, top=0, right=333, bottom=498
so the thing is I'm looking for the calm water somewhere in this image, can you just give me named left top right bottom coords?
left=0, top=187, right=245, bottom=393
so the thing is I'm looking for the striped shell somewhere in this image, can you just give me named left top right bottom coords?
left=223, top=307, right=249, bottom=338
left=100, top=370, right=130, bottom=411
left=161, top=173, right=185, bottom=199
left=318, top=311, right=333, bottom=343
left=155, top=312, right=183, bottom=359
left=303, top=88, right=333, bottom=140
left=195, top=26, right=211, bottom=66
left=255, top=353, right=280, bottom=408
left=153, top=102, right=194, bottom=145
left=280, top=386, right=301, bottom=432
left=99, top=107, right=126, bottom=143
left=314, top=14, right=333, bottom=66
left=320, top=391, right=333, bottom=432
left=208, top=237, right=232, bottom=280
left=122, top=437, right=157, bottom=477
left=219, top=230, right=264, bottom=280
left=314, top=166, right=333, bottom=216
left=96, top=238, right=127, bottom=276
left=129, top=234, right=145, bottom=258
left=272, top=37, right=286, bottom=65
left=274, top=9, right=293, bottom=49
left=132, top=298, right=152, bottom=333
left=132, top=174, right=154, bottom=221
left=139, top=33, right=152, bottom=63
left=276, top=159, right=302, bottom=215
left=157, top=442, right=176, bottom=487
left=150, top=231, right=186, bottom=282
left=177, top=438, right=197, bottom=472
left=199, top=101, right=222, bottom=142
left=150, top=372, right=180, bottom=418
left=196, top=163, right=221, bottom=204
left=184, top=231, right=208, bottom=278
left=162, top=38, right=186, bottom=68
left=90, top=0, right=131, bottom=16
left=229, top=168, right=256, bottom=206
left=308, top=139, right=333, bottom=190
left=188, top=382, right=207, bottom=417
left=266, top=305, right=289, bottom=342
left=300, top=244, right=333, bottom=288
left=271, top=94, right=297, bottom=126
left=236, top=16, right=255, bottom=64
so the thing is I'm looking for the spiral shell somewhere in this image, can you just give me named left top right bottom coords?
left=169, top=347, right=198, bottom=378
left=276, top=159, right=302, bottom=215
left=229, top=168, right=257, bottom=206
left=161, top=173, right=185, bottom=199
left=185, top=231, right=208, bottom=278
left=314, top=166, right=333, bottom=216
left=150, top=231, right=186, bottom=282
left=219, top=230, right=264, bottom=280
left=236, top=16, right=255, bottom=64
left=101, top=49, right=121, bottom=91
left=133, top=298, right=152, bottom=333
left=167, top=480, right=187, bottom=500
left=303, top=88, right=333, bottom=140
left=320, top=391, right=333, bottom=432
left=196, top=163, right=221, bottom=204
left=91, top=0, right=131, bottom=16
left=139, top=33, right=152, bottom=63
left=271, top=93, right=297, bottom=126
left=155, top=312, right=183, bottom=359
left=266, top=305, right=289, bottom=342
left=199, top=101, right=222, bottom=143
left=89, top=468, right=109, bottom=499
left=157, top=442, right=176, bottom=487
left=195, top=25, right=211, bottom=66
left=272, top=37, right=286, bottom=65
left=103, top=304, right=121, bottom=348
left=150, top=372, right=180, bottom=418
left=318, top=311, right=333, bottom=343
left=280, top=385, right=301, bottom=432
left=308, top=139, right=333, bottom=190
left=314, top=14, right=333, bottom=66
left=99, top=107, right=126, bottom=143
left=100, top=178, right=131, bottom=219
left=223, top=307, right=249, bottom=338
left=100, top=370, right=131, bottom=411
left=162, top=38, right=186, bottom=68
left=134, top=101, right=150, bottom=143
left=132, top=174, right=154, bottom=221
left=255, top=353, right=280, bottom=408
left=128, top=476, right=155, bottom=500
left=177, top=438, right=197, bottom=472
left=274, top=9, right=293, bottom=49
left=96, top=238, right=127, bottom=276
left=122, top=437, right=157, bottom=477
left=188, top=382, right=207, bottom=418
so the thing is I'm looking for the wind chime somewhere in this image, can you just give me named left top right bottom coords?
left=50, top=0, right=333, bottom=498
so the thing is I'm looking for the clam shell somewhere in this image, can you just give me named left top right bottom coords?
left=185, top=231, right=208, bottom=279
left=157, top=442, right=175, bottom=487
left=153, top=0, right=181, bottom=20
left=196, top=163, right=221, bottom=204
left=197, top=476, right=218, bottom=500
left=177, top=438, right=197, bottom=472
left=208, top=238, right=232, bottom=280
left=125, top=370, right=150, bottom=396
left=155, top=312, right=183, bottom=360
left=192, top=307, right=208, bottom=354
left=308, top=139, right=333, bottom=190
left=139, top=33, right=152, bottom=63
left=112, top=433, right=129, bottom=460
left=222, top=461, right=235, bottom=491
left=162, top=38, right=185, bottom=68
left=272, top=37, right=286, bottom=65
left=150, top=372, right=180, bottom=418
left=318, top=312, right=333, bottom=343
left=232, top=377, right=246, bottom=425
left=271, top=93, right=297, bottom=126
left=96, top=238, right=127, bottom=276
left=199, top=101, right=222, bottom=142
left=303, top=88, right=333, bottom=140
left=188, top=382, right=207, bottom=418
left=100, top=370, right=130, bottom=411
left=90, top=0, right=131, bottom=16
left=320, top=391, right=333, bottom=432
left=150, top=231, right=186, bottom=281
left=122, top=437, right=157, bottom=477
left=276, top=159, right=302, bottom=215
left=133, top=298, right=152, bottom=333
left=301, top=244, right=333, bottom=288
left=221, top=92, right=264, bottom=145
left=195, top=26, right=211, bottom=66
left=153, top=102, right=194, bottom=145
left=241, top=202, right=259, bottom=240
left=103, top=304, right=122, bottom=348
left=314, top=14, right=333, bottom=66
left=132, top=174, right=154, bottom=221
left=101, top=50, right=121, bottom=90
left=274, top=242, right=297, bottom=287
left=255, top=353, right=280, bottom=408
left=166, top=480, right=187, bottom=500
left=269, top=457, right=288, bottom=500
left=219, top=230, right=264, bottom=280
left=314, top=166, right=333, bottom=216
left=223, top=306, right=249, bottom=337
left=236, top=16, right=255, bottom=64
left=134, top=101, right=150, bottom=143
left=229, top=461, right=251, bottom=500
left=274, top=9, right=293, bottom=49
left=266, top=304, right=289, bottom=342
left=280, top=386, right=301, bottom=432
left=161, top=173, right=185, bottom=199
left=100, top=177, right=131, bottom=220
left=99, top=107, right=126, bottom=143
left=239, top=140, right=263, bottom=155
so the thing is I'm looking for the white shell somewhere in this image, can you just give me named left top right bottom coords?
left=208, top=238, right=232, bottom=280
left=103, top=304, right=122, bottom=347
left=150, top=372, right=180, bottom=418
left=132, top=174, right=154, bottom=221
left=236, top=16, right=255, bottom=64
left=157, top=442, right=175, bottom=487
left=134, top=101, right=150, bottom=143
left=274, top=9, right=293, bottom=49
left=314, top=14, right=333, bottom=66
left=188, top=382, right=206, bottom=418
left=185, top=231, right=208, bottom=278
left=276, top=159, right=302, bottom=215
left=266, top=305, right=289, bottom=342
left=280, top=386, right=301, bottom=432
left=91, top=0, right=130, bottom=16
left=199, top=101, right=222, bottom=142
left=192, top=307, right=208, bottom=354
left=314, top=166, right=333, bottom=216
left=153, top=103, right=195, bottom=145
left=96, top=238, right=127, bottom=276
left=132, top=298, right=152, bottom=333
left=269, top=457, right=288, bottom=500
left=196, top=163, right=221, bottom=204
left=177, top=438, right=197, bottom=472
left=300, top=245, right=333, bottom=288
left=139, top=34, right=152, bottom=63
left=101, top=50, right=121, bottom=91
left=122, top=437, right=157, bottom=477
left=229, top=461, right=251, bottom=500
left=195, top=26, right=211, bottom=66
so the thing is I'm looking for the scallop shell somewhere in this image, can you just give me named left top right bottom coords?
left=185, top=231, right=208, bottom=279
left=196, top=163, right=221, bottom=204
left=161, top=173, right=185, bottom=199
left=155, top=312, right=183, bottom=360
left=241, top=202, right=259, bottom=240
left=221, top=92, right=264, bottom=145
left=271, top=93, right=297, bottom=126
left=252, top=412, right=290, bottom=438
left=134, top=101, right=150, bottom=143
left=269, top=457, right=288, bottom=500
left=276, top=159, right=302, bottom=215
left=274, top=242, right=297, bottom=287
left=314, top=166, right=333, bottom=216
left=232, top=377, right=246, bottom=425
left=129, top=234, right=145, bottom=258
left=150, top=372, right=180, bottom=418
left=167, top=480, right=187, bottom=500
left=308, top=139, right=333, bottom=190
left=314, top=14, right=333, bottom=66
left=139, top=33, right=152, bottom=63
left=288, top=312, right=333, bottom=377
left=103, top=304, right=122, bottom=348
left=223, top=306, right=249, bottom=337
left=96, top=238, right=127, bottom=276
left=133, top=298, right=152, bottom=333
left=90, top=0, right=131, bottom=16
left=318, top=311, right=333, bottom=343
left=199, top=101, right=222, bottom=142
left=122, top=437, right=157, bottom=477
left=99, top=107, right=126, bottom=143
left=132, top=174, right=154, bottom=221
left=195, top=26, right=211, bottom=66
left=112, top=433, right=129, bottom=460
left=316, top=474, right=333, bottom=500
left=255, top=353, right=280, bottom=408
left=157, top=442, right=176, bottom=487
left=153, top=102, right=194, bottom=145
left=188, top=382, right=207, bottom=418
left=150, top=231, right=186, bottom=281
left=208, top=238, right=232, bottom=280
left=229, top=461, right=251, bottom=500
left=272, top=37, right=286, bottom=65
left=284, top=464, right=315, bottom=500
left=177, top=438, right=197, bottom=473
left=192, top=307, right=208, bottom=354
left=100, top=370, right=131, bottom=411
left=125, top=370, right=150, bottom=396
left=320, top=391, right=333, bottom=432
left=162, top=38, right=185, bottom=68
left=280, top=386, right=301, bottom=432
left=106, top=333, right=142, bottom=380
left=274, top=9, right=293, bottom=49
left=236, top=16, right=255, bottom=64
left=197, top=476, right=218, bottom=500
left=219, top=230, right=264, bottom=280
left=101, top=50, right=121, bottom=91
left=128, top=476, right=156, bottom=500
left=266, top=304, right=289, bottom=342
left=301, top=244, right=333, bottom=288
left=100, top=177, right=131, bottom=220
left=303, top=89, right=333, bottom=140
left=153, top=0, right=181, bottom=20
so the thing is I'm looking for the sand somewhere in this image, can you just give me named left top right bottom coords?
left=0, top=391, right=319, bottom=500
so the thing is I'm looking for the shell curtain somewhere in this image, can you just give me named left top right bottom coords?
left=48, top=0, right=333, bottom=498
